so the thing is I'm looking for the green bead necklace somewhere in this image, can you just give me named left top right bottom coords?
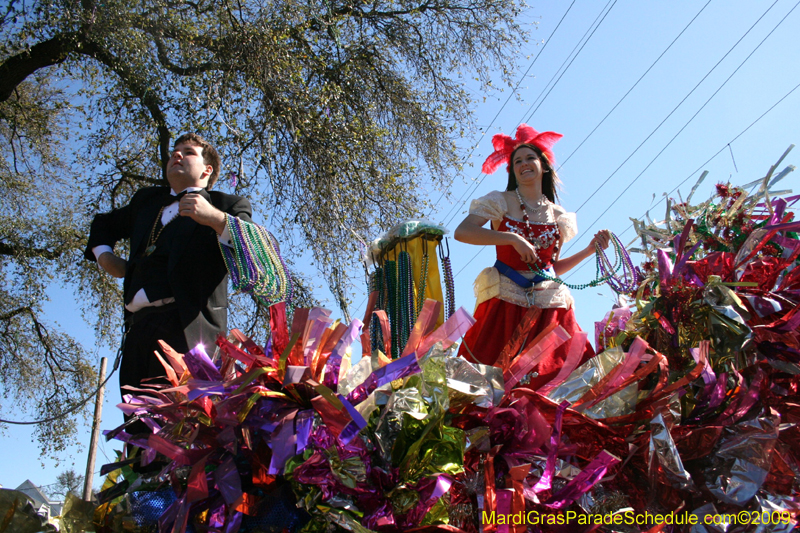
left=526, top=237, right=626, bottom=290
left=415, top=252, right=430, bottom=323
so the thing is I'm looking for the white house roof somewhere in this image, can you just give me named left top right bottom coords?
left=13, top=480, right=63, bottom=518
left=14, top=480, right=50, bottom=507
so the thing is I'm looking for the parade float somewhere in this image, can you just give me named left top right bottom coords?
left=6, top=155, right=800, bottom=533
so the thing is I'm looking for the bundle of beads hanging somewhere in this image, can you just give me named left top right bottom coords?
left=514, top=190, right=635, bottom=294
left=440, top=241, right=456, bottom=319
left=370, top=268, right=385, bottom=353
left=597, top=232, right=638, bottom=294
left=397, top=250, right=414, bottom=352
left=526, top=232, right=636, bottom=293
left=221, top=214, right=293, bottom=306
left=382, top=254, right=417, bottom=358
left=384, top=260, right=399, bottom=357
left=414, top=252, right=430, bottom=323
left=365, top=221, right=455, bottom=357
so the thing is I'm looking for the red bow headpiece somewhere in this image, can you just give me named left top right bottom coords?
left=481, top=124, right=563, bottom=175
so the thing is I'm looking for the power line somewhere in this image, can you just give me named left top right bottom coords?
left=562, top=76, right=800, bottom=282
left=355, top=1, right=796, bottom=315
left=0, top=334, right=122, bottom=425
left=354, top=3, right=582, bottom=320
left=560, top=0, right=781, bottom=233
left=432, top=1, right=579, bottom=225
left=557, top=0, right=714, bottom=170
left=439, top=0, right=618, bottom=229
left=454, top=246, right=488, bottom=279
left=422, top=2, right=622, bottom=295
left=523, top=0, right=617, bottom=124
left=447, top=1, right=715, bottom=282
left=561, top=0, right=798, bottom=258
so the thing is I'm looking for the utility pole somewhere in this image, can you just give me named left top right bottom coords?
left=83, top=357, right=107, bottom=502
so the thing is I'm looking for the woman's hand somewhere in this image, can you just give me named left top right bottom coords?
left=510, top=233, right=539, bottom=264
left=453, top=213, right=537, bottom=263
left=589, top=229, right=611, bottom=251
left=554, top=230, right=613, bottom=276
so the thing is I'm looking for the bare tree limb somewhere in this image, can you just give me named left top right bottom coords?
left=0, top=32, right=82, bottom=102
left=76, top=40, right=172, bottom=178
left=0, top=242, right=66, bottom=260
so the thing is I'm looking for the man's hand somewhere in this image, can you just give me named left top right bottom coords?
left=179, top=193, right=227, bottom=234
left=98, top=251, right=127, bottom=278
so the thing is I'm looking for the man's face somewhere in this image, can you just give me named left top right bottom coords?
left=166, top=142, right=213, bottom=191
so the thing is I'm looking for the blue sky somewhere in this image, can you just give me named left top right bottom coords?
left=2, top=0, right=799, bottom=494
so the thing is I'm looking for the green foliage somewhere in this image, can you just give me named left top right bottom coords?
left=50, top=468, right=85, bottom=499
left=0, top=75, right=104, bottom=454
left=0, top=0, right=527, bottom=455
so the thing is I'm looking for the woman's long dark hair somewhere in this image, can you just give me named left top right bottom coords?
left=505, top=143, right=561, bottom=203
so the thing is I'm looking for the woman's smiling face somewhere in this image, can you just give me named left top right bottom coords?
left=511, top=146, right=543, bottom=186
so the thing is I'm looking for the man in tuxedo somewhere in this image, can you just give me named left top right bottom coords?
left=85, top=133, right=251, bottom=424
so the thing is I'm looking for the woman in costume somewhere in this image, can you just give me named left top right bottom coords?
left=455, top=124, right=609, bottom=388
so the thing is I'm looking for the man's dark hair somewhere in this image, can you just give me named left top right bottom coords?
left=173, top=133, right=222, bottom=189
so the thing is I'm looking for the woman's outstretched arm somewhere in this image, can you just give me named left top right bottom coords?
left=454, top=214, right=540, bottom=264
left=553, top=230, right=611, bottom=276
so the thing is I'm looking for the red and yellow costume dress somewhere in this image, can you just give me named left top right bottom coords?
left=457, top=191, right=595, bottom=389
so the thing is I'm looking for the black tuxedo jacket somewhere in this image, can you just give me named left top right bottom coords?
left=84, top=186, right=253, bottom=350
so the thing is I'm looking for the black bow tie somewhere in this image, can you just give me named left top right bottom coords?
left=162, top=189, right=195, bottom=206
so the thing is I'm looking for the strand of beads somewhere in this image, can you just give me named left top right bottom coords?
left=415, top=252, right=430, bottom=323
left=220, top=215, right=292, bottom=306
left=526, top=263, right=610, bottom=290
left=598, top=232, right=639, bottom=294
left=384, top=260, right=399, bottom=358
left=371, top=310, right=385, bottom=354
left=443, top=258, right=456, bottom=319
left=264, top=231, right=294, bottom=304
left=515, top=189, right=536, bottom=240
left=440, top=239, right=456, bottom=318
left=397, top=250, right=414, bottom=353
left=405, top=252, right=416, bottom=343
left=526, top=238, right=610, bottom=291
left=526, top=232, right=636, bottom=291
left=375, top=265, right=386, bottom=310
left=370, top=268, right=384, bottom=353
